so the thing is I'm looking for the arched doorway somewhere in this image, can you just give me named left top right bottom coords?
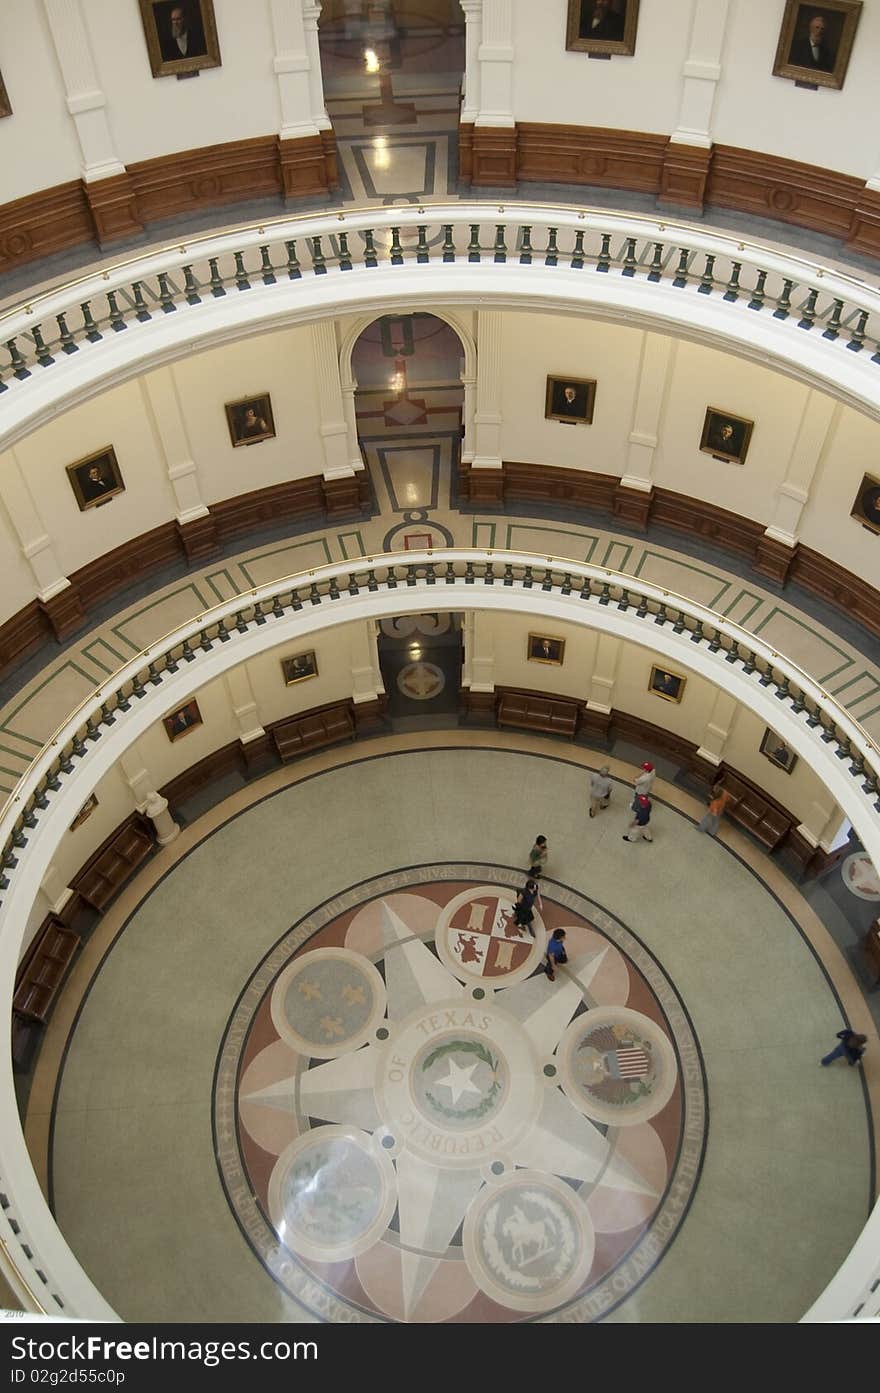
left=317, top=2, right=466, bottom=203
left=350, top=311, right=466, bottom=532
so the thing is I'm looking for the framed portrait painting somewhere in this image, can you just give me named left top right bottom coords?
left=699, top=407, right=754, bottom=466
left=851, top=473, right=880, bottom=535
left=282, top=651, right=318, bottom=685
left=69, top=794, right=98, bottom=831
left=139, top=0, right=222, bottom=79
left=565, top=0, right=639, bottom=56
left=545, top=375, right=597, bottom=426
left=649, top=665, right=686, bottom=703
left=772, top=1, right=861, bottom=90
left=760, top=728, right=798, bottom=774
left=528, top=634, right=565, bottom=666
left=164, top=699, right=202, bottom=742
left=66, top=447, right=125, bottom=511
left=225, top=393, right=276, bottom=448
left=0, top=71, right=11, bottom=119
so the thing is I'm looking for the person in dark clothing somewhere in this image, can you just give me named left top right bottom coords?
left=623, top=794, right=653, bottom=843
left=821, top=1029, right=867, bottom=1067
left=514, top=879, right=541, bottom=936
left=544, top=929, right=568, bottom=982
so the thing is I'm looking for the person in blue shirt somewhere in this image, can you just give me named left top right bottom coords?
left=544, top=929, right=568, bottom=982
left=623, top=794, right=653, bottom=843
left=821, top=1029, right=867, bottom=1067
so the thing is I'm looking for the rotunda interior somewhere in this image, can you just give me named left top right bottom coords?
left=0, top=0, right=878, bottom=1328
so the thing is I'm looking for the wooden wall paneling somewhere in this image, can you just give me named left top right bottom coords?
left=176, top=513, right=220, bottom=563
left=0, top=601, right=53, bottom=674
left=458, top=121, right=474, bottom=183
left=69, top=522, right=182, bottom=614
left=159, top=740, right=245, bottom=807
left=469, top=126, right=518, bottom=187
left=320, top=129, right=340, bottom=191
left=612, top=483, right=654, bottom=532
left=651, top=489, right=764, bottom=560
left=211, top=476, right=326, bottom=542
left=277, top=134, right=336, bottom=200
left=790, top=544, right=880, bottom=640
left=706, top=146, right=860, bottom=240
left=0, top=181, right=93, bottom=273
left=846, top=186, right=880, bottom=260
left=753, top=533, right=798, bottom=586
left=502, top=460, right=617, bottom=510
left=127, top=137, right=282, bottom=223
left=515, top=124, right=666, bottom=193
left=659, top=141, right=712, bottom=211
left=81, top=172, right=144, bottom=246
left=38, top=585, right=86, bottom=642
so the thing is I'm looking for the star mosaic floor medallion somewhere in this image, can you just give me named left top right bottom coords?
left=214, top=866, right=706, bottom=1322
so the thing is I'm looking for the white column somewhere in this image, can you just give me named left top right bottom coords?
left=475, top=0, right=513, bottom=128
left=311, top=321, right=358, bottom=478
left=351, top=621, right=383, bottom=702
left=224, top=666, right=265, bottom=744
left=0, top=450, right=70, bottom=602
left=41, top=0, right=126, bottom=182
left=669, top=0, right=731, bottom=149
left=764, top=394, right=839, bottom=547
left=695, top=689, right=738, bottom=766
left=472, top=310, right=503, bottom=471
left=270, top=0, right=323, bottom=140
left=140, top=368, right=210, bottom=525
left=461, top=370, right=476, bottom=464
left=467, top=611, right=495, bottom=691
left=460, top=0, right=483, bottom=125
left=620, top=333, right=676, bottom=492
left=39, top=862, right=73, bottom=916
left=142, top=792, right=180, bottom=847
left=586, top=634, right=620, bottom=712
left=797, top=792, right=844, bottom=851
left=302, top=0, right=332, bottom=133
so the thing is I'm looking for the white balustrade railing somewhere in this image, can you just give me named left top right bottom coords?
left=2, top=203, right=880, bottom=451
left=1, top=550, right=877, bottom=1320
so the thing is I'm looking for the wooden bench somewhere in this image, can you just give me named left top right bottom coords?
left=717, top=770, right=791, bottom=851
left=272, top=702, right=355, bottom=762
left=13, top=914, right=80, bottom=1024
left=497, top=690, right=578, bottom=739
left=71, top=813, right=155, bottom=912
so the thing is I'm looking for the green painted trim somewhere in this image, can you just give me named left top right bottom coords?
left=602, top=540, right=633, bottom=570
left=633, top=549, right=732, bottom=611
left=721, top=591, right=763, bottom=627
left=109, top=581, right=212, bottom=652
left=337, top=531, right=366, bottom=561
left=204, top=570, right=238, bottom=603
left=1, top=660, right=97, bottom=743
left=504, top=522, right=600, bottom=563
left=472, top=521, right=496, bottom=548
left=753, top=607, right=853, bottom=684
left=240, top=536, right=332, bottom=589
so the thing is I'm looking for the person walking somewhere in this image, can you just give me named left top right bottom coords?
left=699, top=783, right=734, bottom=836
left=623, top=794, right=653, bottom=843
left=589, top=766, right=612, bottom=818
left=820, top=1029, right=867, bottom=1067
left=544, top=928, right=568, bottom=982
left=513, top=878, right=541, bottom=936
left=527, top=835, right=548, bottom=878
left=633, top=762, right=655, bottom=800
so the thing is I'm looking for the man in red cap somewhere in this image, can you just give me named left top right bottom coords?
left=634, top=761, right=655, bottom=799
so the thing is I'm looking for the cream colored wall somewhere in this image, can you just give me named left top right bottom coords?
left=80, top=0, right=281, bottom=166
left=712, top=0, right=880, bottom=178
left=0, top=496, right=44, bottom=616
left=499, top=313, right=638, bottom=474
left=0, top=4, right=83, bottom=202
left=169, top=325, right=324, bottom=506
left=10, top=380, right=177, bottom=580
left=511, top=0, right=691, bottom=134
left=798, top=406, right=880, bottom=572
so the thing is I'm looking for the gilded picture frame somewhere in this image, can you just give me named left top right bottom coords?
left=528, top=634, right=565, bottom=666
left=164, top=699, right=203, bottom=742
left=850, top=472, right=880, bottom=535
left=545, top=375, right=597, bottom=426
left=139, top=0, right=222, bottom=79
left=225, top=393, right=276, bottom=448
left=66, top=447, right=125, bottom=512
left=0, top=71, right=11, bottom=119
left=772, top=0, right=862, bottom=91
left=649, top=665, right=686, bottom=703
left=760, top=728, right=798, bottom=773
left=699, top=407, right=754, bottom=466
left=565, top=0, right=640, bottom=57
left=282, top=651, right=319, bottom=685
left=69, top=794, right=98, bottom=831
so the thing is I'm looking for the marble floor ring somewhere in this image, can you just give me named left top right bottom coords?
left=216, top=865, right=706, bottom=1324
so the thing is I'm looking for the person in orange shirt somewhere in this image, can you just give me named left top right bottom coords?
left=699, top=783, right=734, bottom=836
